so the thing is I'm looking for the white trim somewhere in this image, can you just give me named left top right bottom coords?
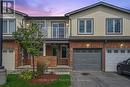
left=43, top=43, right=46, bottom=56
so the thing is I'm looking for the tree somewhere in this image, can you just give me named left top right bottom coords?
left=13, top=23, right=43, bottom=77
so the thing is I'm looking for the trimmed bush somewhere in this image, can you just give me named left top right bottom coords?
left=37, top=61, right=48, bottom=76
left=19, top=70, right=33, bottom=80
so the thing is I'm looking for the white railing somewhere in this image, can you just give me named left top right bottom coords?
left=40, top=27, right=69, bottom=38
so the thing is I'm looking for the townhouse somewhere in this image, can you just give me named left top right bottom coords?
left=2, top=2, right=130, bottom=72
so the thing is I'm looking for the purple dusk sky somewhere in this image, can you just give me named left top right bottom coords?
left=15, top=0, right=130, bottom=16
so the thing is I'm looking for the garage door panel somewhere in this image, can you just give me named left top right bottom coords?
left=73, top=49, right=101, bottom=71
left=106, top=49, right=130, bottom=72
left=2, top=49, right=15, bottom=70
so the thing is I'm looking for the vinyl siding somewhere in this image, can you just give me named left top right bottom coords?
left=69, top=6, right=130, bottom=36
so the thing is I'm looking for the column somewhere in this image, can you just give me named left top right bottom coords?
left=43, top=43, right=46, bottom=56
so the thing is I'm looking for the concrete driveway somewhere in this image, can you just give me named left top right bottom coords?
left=71, top=71, right=130, bottom=87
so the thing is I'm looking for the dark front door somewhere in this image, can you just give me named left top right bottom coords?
left=73, top=48, right=102, bottom=71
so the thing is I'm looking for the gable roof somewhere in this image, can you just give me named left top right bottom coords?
left=65, top=2, right=130, bottom=16
left=4, top=7, right=28, bottom=16
left=15, top=10, right=28, bottom=16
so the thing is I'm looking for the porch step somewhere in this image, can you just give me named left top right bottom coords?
left=48, top=66, right=71, bottom=74
left=7, top=65, right=71, bottom=74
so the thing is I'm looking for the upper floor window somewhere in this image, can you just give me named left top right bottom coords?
left=3, top=19, right=16, bottom=34
left=78, top=18, right=93, bottom=34
left=52, top=22, right=65, bottom=38
left=106, top=18, right=123, bottom=35
left=36, top=21, right=45, bottom=31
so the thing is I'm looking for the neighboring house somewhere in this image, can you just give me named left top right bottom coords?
left=2, top=2, right=130, bottom=72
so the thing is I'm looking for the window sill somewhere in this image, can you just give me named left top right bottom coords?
left=78, top=33, right=94, bottom=35
left=106, top=33, right=123, bottom=35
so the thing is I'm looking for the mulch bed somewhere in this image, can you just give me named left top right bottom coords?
left=30, top=74, right=59, bottom=84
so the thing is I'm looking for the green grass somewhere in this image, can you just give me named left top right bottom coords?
left=0, top=74, right=71, bottom=87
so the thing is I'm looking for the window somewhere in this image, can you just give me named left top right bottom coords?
left=106, top=18, right=122, bottom=34
left=114, top=50, right=118, bottom=53
left=78, top=18, right=93, bottom=34
left=3, top=19, right=16, bottom=34
left=52, top=22, right=65, bottom=38
left=121, top=50, right=125, bottom=53
left=107, top=49, right=112, bottom=53
left=127, top=50, right=130, bottom=53
left=2, top=49, right=7, bottom=53
left=62, top=47, right=67, bottom=58
left=37, top=21, right=45, bottom=31
left=39, top=48, right=43, bottom=56
left=127, top=59, right=130, bottom=65
left=52, top=48, right=57, bottom=56
left=9, top=49, right=13, bottom=53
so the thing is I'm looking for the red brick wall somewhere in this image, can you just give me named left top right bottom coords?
left=33, top=56, right=57, bottom=67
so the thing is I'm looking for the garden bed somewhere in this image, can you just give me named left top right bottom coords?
left=30, top=74, right=59, bottom=84
left=0, top=74, right=71, bottom=87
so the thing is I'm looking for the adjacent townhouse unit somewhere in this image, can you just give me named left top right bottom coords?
left=2, top=2, right=130, bottom=72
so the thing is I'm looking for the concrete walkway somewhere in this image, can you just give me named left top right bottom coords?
left=71, top=71, right=130, bottom=87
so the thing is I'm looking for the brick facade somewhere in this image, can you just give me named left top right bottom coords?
left=69, top=41, right=130, bottom=71
left=34, top=56, right=57, bottom=67
left=3, top=40, right=130, bottom=70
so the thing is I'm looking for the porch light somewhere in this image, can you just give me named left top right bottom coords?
left=120, top=43, right=124, bottom=48
left=26, top=23, right=29, bottom=26
left=66, top=23, right=69, bottom=27
left=86, top=44, right=90, bottom=47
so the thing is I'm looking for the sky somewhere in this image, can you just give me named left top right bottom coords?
left=15, top=0, right=130, bottom=16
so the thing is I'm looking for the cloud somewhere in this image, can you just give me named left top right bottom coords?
left=15, top=5, right=53, bottom=16
left=15, top=0, right=130, bottom=16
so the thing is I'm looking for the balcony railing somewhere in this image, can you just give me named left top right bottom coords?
left=3, top=27, right=70, bottom=39
left=40, top=27, right=69, bottom=38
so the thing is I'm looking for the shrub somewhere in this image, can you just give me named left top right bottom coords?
left=19, top=70, right=33, bottom=80
left=37, top=61, right=48, bottom=76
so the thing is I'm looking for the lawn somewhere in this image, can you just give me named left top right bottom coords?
left=0, top=74, right=71, bottom=87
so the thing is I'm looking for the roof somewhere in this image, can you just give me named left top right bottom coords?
left=6, top=8, right=28, bottom=16
left=26, top=16, right=68, bottom=20
left=3, top=36, right=130, bottom=41
left=15, top=10, right=28, bottom=16
left=65, top=2, right=130, bottom=16
left=69, top=36, right=130, bottom=41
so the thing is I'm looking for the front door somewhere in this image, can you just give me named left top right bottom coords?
left=59, top=46, right=68, bottom=65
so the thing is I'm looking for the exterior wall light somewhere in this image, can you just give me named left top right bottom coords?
left=86, top=44, right=90, bottom=47
left=120, top=43, right=124, bottom=48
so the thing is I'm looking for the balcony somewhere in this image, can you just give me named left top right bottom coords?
left=3, top=27, right=70, bottom=40
left=41, top=27, right=69, bottom=39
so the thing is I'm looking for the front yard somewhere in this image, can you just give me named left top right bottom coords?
left=0, top=74, right=71, bottom=87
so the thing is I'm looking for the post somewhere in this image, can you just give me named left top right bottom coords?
left=43, top=43, right=46, bottom=56
left=0, top=0, right=7, bottom=85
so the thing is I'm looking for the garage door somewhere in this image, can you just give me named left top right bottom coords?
left=73, top=48, right=102, bottom=71
left=2, top=49, right=15, bottom=70
left=106, top=49, right=130, bottom=72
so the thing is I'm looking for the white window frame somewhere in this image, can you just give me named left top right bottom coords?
left=52, top=22, right=65, bottom=38
left=3, top=19, right=16, bottom=35
left=35, top=20, right=48, bottom=38
left=78, top=18, right=94, bottom=34
left=106, top=18, right=123, bottom=35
